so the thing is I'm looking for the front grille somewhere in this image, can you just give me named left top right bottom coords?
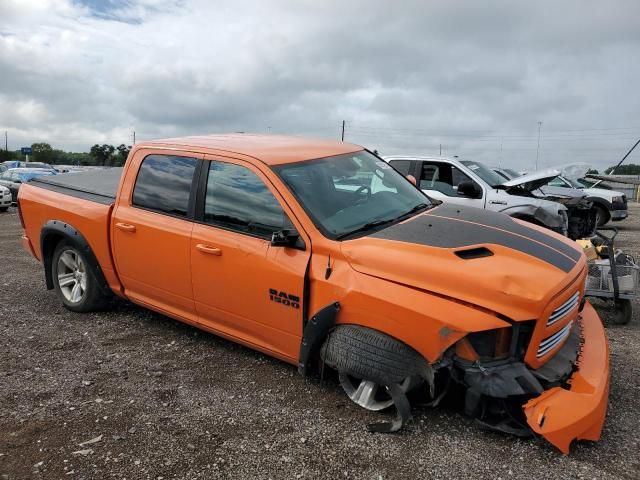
left=547, top=291, right=580, bottom=326
left=537, top=321, right=573, bottom=358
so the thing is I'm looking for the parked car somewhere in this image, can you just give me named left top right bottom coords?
left=0, top=164, right=7, bottom=174
left=18, top=135, right=609, bottom=453
left=1, top=160, right=56, bottom=172
left=385, top=156, right=571, bottom=236
left=494, top=168, right=627, bottom=226
left=547, top=176, right=627, bottom=225
left=0, top=185, right=11, bottom=211
left=493, top=168, right=597, bottom=239
left=0, top=168, right=56, bottom=203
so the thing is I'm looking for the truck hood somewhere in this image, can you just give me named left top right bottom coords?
left=340, top=204, right=584, bottom=321
left=537, top=185, right=587, bottom=200
left=500, top=169, right=561, bottom=192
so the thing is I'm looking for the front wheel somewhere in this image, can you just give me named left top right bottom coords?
left=52, top=242, right=107, bottom=312
left=594, top=205, right=610, bottom=227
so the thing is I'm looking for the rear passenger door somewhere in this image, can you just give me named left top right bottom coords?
left=112, top=152, right=201, bottom=320
left=190, top=156, right=311, bottom=362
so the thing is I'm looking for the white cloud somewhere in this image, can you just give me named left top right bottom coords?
left=1, top=0, right=639, bottom=170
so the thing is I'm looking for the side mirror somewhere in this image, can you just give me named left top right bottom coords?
left=406, top=174, right=417, bottom=186
left=271, top=229, right=302, bottom=248
left=14, top=180, right=22, bottom=184
left=457, top=181, right=482, bottom=199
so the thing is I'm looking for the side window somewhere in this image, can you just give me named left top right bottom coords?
left=420, top=162, right=477, bottom=197
left=204, top=161, right=287, bottom=238
left=132, top=155, right=198, bottom=217
left=389, top=160, right=412, bottom=176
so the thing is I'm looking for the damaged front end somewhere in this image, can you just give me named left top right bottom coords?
left=545, top=195, right=597, bottom=240
left=445, top=291, right=609, bottom=454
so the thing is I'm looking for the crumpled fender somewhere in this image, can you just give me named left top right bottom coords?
left=522, top=302, right=609, bottom=454
left=500, top=203, right=567, bottom=229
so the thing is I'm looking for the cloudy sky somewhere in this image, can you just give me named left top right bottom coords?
left=1, top=0, right=639, bottom=171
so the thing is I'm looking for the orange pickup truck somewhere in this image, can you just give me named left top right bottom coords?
left=18, top=134, right=609, bottom=453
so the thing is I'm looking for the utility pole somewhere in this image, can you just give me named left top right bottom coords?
left=535, top=121, right=542, bottom=171
left=439, top=144, right=442, bottom=156
left=4, top=131, right=7, bottom=151
left=132, top=131, right=136, bottom=145
left=499, top=137, right=503, bottom=167
left=341, top=120, right=345, bottom=141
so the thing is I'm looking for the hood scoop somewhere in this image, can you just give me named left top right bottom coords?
left=454, top=247, right=494, bottom=260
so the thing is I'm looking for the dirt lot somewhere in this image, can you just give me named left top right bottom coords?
left=1, top=205, right=639, bottom=480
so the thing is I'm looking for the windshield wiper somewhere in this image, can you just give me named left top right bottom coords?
left=400, top=203, right=431, bottom=218
left=336, top=203, right=432, bottom=240
left=336, top=219, right=396, bottom=240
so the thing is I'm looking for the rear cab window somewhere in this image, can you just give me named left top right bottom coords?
left=132, top=154, right=198, bottom=217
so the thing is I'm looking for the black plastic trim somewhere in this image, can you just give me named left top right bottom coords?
left=298, top=302, right=340, bottom=376
left=40, top=220, right=111, bottom=296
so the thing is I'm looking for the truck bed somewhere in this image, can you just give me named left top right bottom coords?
left=30, top=168, right=123, bottom=205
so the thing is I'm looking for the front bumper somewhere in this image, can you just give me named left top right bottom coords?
left=610, top=209, right=628, bottom=221
left=523, top=301, right=609, bottom=454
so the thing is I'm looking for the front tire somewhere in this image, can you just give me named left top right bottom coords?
left=52, top=242, right=107, bottom=312
left=594, top=205, right=610, bottom=227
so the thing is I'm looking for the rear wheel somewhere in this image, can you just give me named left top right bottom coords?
left=52, top=242, right=107, bottom=312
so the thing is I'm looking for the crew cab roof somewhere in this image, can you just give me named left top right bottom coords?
left=139, top=134, right=363, bottom=166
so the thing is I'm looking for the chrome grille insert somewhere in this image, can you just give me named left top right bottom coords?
left=547, top=291, right=580, bottom=326
left=537, top=321, right=573, bottom=358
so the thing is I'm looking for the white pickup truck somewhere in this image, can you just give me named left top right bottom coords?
left=385, top=156, right=569, bottom=236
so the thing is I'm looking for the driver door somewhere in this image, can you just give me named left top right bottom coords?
left=190, top=156, right=311, bottom=362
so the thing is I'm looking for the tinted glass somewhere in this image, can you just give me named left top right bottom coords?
left=388, top=159, right=412, bottom=176
left=204, top=161, right=286, bottom=238
left=275, top=151, right=430, bottom=239
left=132, top=155, right=198, bottom=217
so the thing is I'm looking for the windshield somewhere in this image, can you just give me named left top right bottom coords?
left=460, top=160, right=506, bottom=187
left=274, top=151, right=431, bottom=239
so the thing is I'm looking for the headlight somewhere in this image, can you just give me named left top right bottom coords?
left=612, top=196, right=622, bottom=203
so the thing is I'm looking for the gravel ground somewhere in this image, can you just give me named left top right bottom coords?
left=1, top=204, right=639, bottom=480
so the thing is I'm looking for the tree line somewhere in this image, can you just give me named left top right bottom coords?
left=1, top=143, right=639, bottom=174
left=0, top=143, right=132, bottom=167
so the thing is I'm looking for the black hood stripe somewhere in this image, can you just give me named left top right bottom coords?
left=428, top=205, right=582, bottom=262
left=370, top=205, right=580, bottom=273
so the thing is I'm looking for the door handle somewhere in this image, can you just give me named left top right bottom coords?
left=115, top=222, right=136, bottom=233
left=196, top=244, right=222, bottom=256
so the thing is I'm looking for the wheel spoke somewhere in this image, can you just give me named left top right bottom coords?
left=71, top=283, right=83, bottom=302
left=58, top=273, right=76, bottom=288
left=351, top=380, right=379, bottom=409
left=60, top=252, right=77, bottom=271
